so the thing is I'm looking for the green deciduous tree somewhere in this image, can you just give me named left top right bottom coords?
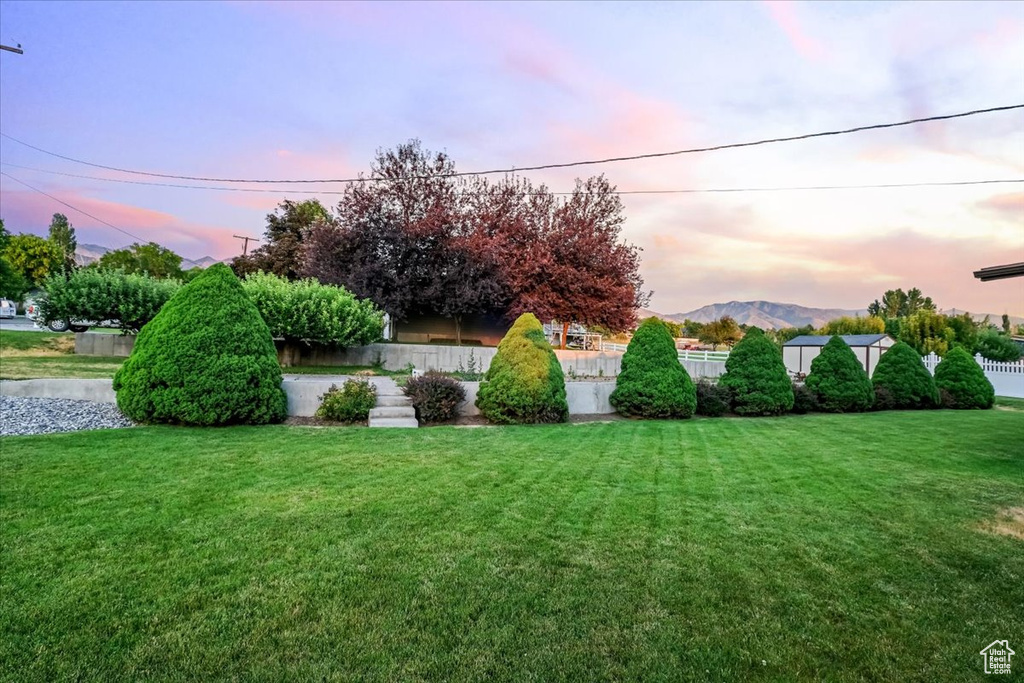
left=240, top=271, right=383, bottom=347
left=718, top=327, right=794, bottom=416
left=899, top=309, right=954, bottom=357
left=610, top=317, right=696, bottom=418
left=113, top=264, right=287, bottom=425
left=820, top=315, right=885, bottom=336
left=804, top=336, right=874, bottom=412
left=0, top=220, right=30, bottom=300
left=98, top=242, right=184, bottom=279
left=233, top=199, right=333, bottom=280
left=871, top=341, right=939, bottom=410
left=40, top=269, right=180, bottom=333
left=698, top=316, right=742, bottom=349
left=1, top=233, right=62, bottom=286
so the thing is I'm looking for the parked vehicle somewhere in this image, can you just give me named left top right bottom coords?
left=0, top=298, right=16, bottom=319
left=24, top=299, right=114, bottom=332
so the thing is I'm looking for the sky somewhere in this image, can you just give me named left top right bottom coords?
left=0, top=0, right=1022, bottom=316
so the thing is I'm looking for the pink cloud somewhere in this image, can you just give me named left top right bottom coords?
left=0, top=187, right=245, bottom=260
left=762, top=1, right=827, bottom=61
left=638, top=203, right=1024, bottom=316
left=975, top=192, right=1024, bottom=223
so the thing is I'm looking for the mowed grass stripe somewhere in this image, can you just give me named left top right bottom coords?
left=1, top=412, right=1022, bottom=681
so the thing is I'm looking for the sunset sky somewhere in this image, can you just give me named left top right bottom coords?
left=1, top=0, right=1021, bottom=316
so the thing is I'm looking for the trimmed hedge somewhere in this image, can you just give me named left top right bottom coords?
left=241, top=272, right=383, bottom=347
left=40, top=268, right=180, bottom=333
left=934, top=347, right=995, bottom=409
left=695, top=379, right=730, bottom=417
left=475, top=313, right=568, bottom=424
left=804, top=336, right=874, bottom=412
left=718, top=327, right=794, bottom=416
left=316, top=379, right=376, bottom=422
left=610, top=317, right=696, bottom=418
left=404, top=371, right=466, bottom=424
left=791, top=384, right=817, bottom=414
left=113, top=264, right=287, bottom=425
left=975, top=330, right=1022, bottom=362
left=871, top=341, right=939, bottom=410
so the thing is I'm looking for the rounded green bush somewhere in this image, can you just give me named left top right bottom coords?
left=871, top=341, right=939, bottom=410
left=610, top=317, right=695, bottom=418
left=316, top=379, right=376, bottom=422
left=718, top=327, right=794, bottom=416
left=113, top=263, right=287, bottom=425
left=804, top=336, right=874, bottom=412
left=933, top=347, right=995, bottom=409
left=475, top=313, right=568, bottom=424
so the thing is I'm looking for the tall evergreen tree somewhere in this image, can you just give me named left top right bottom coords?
left=47, top=213, right=77, bottom=275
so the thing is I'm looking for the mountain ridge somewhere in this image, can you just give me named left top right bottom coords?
left=74, top=243, right=226, bottom=271
left=639, top=300, right=1024, bottom=330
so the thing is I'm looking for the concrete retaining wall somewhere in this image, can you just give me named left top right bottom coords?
left=0, top=377, right=618, bottom=417
left=74, top=335, right=726, bottom=379
left=455, top=382, right=615, bottom=417
left=0, top=379, right=117, bottom=403
left=74, top=333, right=136, bottom=358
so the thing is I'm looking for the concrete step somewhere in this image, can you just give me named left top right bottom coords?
left=376, top=395, right=412, bottom=407
left=368, top=416, right=420, bottom=428
left=369, top=406, right=417, bottom=419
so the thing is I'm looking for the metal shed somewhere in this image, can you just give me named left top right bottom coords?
left=782, top=334, right=896, bottom=378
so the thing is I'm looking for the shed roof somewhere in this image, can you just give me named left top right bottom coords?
left=783, top=334, right=890, bottom=347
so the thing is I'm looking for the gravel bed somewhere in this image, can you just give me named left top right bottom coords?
left=0, top=396, right=135, bottom=437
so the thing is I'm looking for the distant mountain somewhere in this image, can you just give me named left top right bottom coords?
left=638, top=300, right=1024, bottom=330
left=656, top=301, right=866, bottom=329
left=74, top=243, right=111, bottom=266
left=180, top=255, right=225, bottom=270
left=74, top=244, right=224, bottom=270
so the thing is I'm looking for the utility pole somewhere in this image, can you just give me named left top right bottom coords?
left=233, top=235, right=259, bottom=256
left=0, top=44, right=24, bottom=54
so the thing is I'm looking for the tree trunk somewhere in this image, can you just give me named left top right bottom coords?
left=561, top=321, right=569, bottom=350
left=455, top=315, right=463, bottom=346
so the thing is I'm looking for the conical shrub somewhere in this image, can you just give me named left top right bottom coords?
left=610, top=317, right=696, bottom=418
left=475, top=313, right=568, bottom=424
left=872, top=341, right=939, bottom=410
left=113, top=263, right=287, bottom=425
left=718, top=327, right=794, bottom=416
left=934, top=347, right=995, bottom=409
left=804, top=336, right=874, bottom=412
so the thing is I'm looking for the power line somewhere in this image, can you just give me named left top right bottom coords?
left=2, top=162, right=1021, bottom=195
left=0, top=171, right=147, bottom=242
left=2, top=103, right=1022, bottom=184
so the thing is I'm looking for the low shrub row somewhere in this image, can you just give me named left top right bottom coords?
left=607, top=322, right=995, bottom=421
left=41, top=268, right=383, bottom=347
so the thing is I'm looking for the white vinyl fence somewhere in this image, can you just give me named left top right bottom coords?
left=600, top=341, right=731, bottom=363
left=921, top=353, right=1024, bottom=398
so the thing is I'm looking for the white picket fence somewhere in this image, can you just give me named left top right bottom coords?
left=600, top=341, right=731, bottom=363
left=921, top=353, right=1024, bottom=398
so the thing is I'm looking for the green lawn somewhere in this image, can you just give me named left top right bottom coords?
left=0, top=330, right=125, bottom=380
left=1, top=413, right=1022, bottom=681
left=0, top=331, right=408, bottom=380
